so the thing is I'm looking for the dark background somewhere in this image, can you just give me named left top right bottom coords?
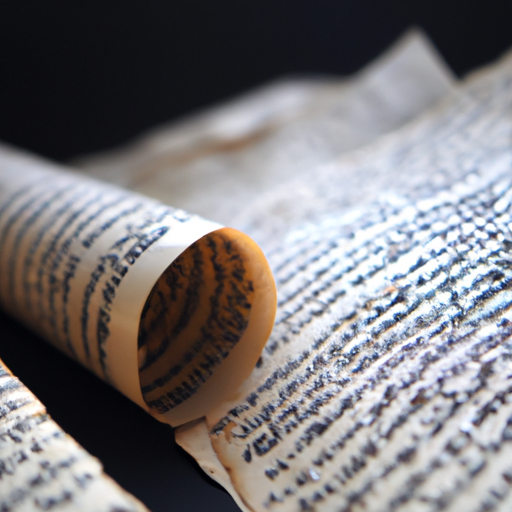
left=1, top=1, right=512, bottom=163
left=1, top=2, right=512, bottom=511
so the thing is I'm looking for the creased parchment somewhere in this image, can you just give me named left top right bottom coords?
left=175, top=45, right=512, bottom=511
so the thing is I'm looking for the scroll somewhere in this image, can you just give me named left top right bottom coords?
left=0, top=146, right=276, bottom=427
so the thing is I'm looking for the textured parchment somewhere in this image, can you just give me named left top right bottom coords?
left=0, top=358, right=147, bottom=511
left=74, top=30, right=455, bottom=226
left=175, top=47, right=512, bottom=511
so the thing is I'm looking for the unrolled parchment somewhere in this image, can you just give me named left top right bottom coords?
left=177, top=43, right=512, bottom=512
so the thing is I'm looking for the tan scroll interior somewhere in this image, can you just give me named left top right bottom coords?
left=138, top=227, right=277, bottom=425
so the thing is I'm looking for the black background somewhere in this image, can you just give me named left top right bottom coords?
left=1, top=2, right=512, bottom=511
left=1, top=1, right=512, bottom=162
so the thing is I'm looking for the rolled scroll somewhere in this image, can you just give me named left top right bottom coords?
left=0, top=145, right=276, bottom=426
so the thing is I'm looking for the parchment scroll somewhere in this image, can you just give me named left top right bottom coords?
left=0, top=146, right=276, bottom=426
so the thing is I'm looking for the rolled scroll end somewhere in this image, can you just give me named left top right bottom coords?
left=137, top=227, right=276, bottom=426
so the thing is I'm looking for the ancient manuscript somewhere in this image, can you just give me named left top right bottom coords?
left=3, top=30, right=512, bottom=512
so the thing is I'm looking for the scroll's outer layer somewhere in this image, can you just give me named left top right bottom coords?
left=0, top=146, right=275, bottom=424
left=105, top=217, right=220, bottom=410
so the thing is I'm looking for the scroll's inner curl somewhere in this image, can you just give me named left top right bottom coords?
left=137, top=227, right=275, bottom=423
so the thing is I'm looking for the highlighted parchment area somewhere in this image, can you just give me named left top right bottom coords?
left=138, top=227, right=276, bottom=425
